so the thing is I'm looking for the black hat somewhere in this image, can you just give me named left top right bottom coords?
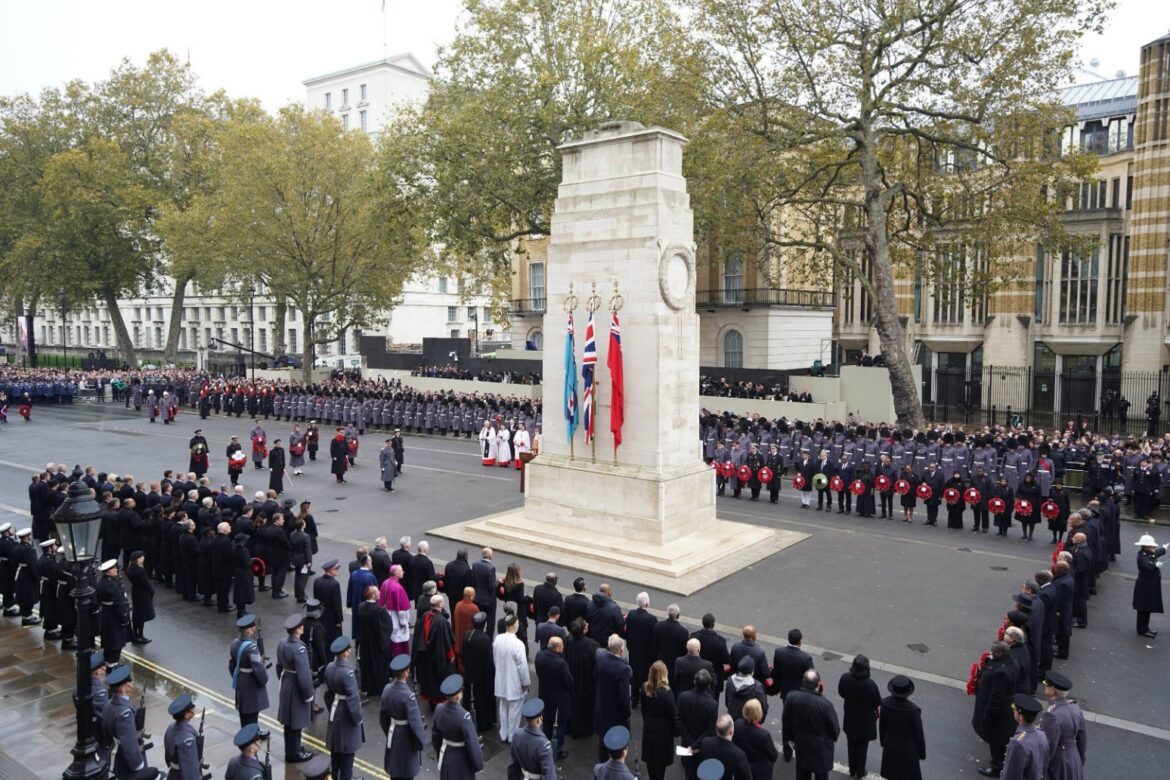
left=1012, top=593, right=1033, bottom=611
left=956, top=431, right=967, bottom=443
left=1012, top=693, right=1043, bottom=715
left=233, top=533, right=249, bottom=544
left=168, top=693, right=195, bottom=718
left=887, top=675, right=915, bottom=697
left=1042, top=671, right=1073, bottom=691
left=390, top=654, right=411, bottom=673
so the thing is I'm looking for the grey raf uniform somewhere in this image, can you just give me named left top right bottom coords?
left=1039, top=697, right=1086, bottom=780
left=230, top=636, right=270, bottom=717
left=325, top=659, right=365, bottom=756
left=592, top=760, right=637, bottom=779
left=1000, top=722, right=1049, bottom=780
left=380, top=679, right=426, bottom=777
left=103, top=695, right=148, bottom=779
left=432, top=700, right=484, bottom=779
left=507, top=724, right=558, bottom=779
left=224, top=753, right=265, bottom=780
left=277, top=636, right=315, bottom=731
left=163, top=720, right=201, bottom=779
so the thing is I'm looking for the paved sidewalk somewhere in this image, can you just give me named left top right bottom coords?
left=0, top=617, right=297, bottom=779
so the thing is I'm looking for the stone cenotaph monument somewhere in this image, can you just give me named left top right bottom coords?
left=433, top=122, right=803, bottom=594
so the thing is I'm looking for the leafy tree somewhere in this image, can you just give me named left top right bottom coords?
left=690, top=0, right=1111, bottom=427
left=195, top=105, right=421, bottom=381
left=375, top=0, right=704, bottom=296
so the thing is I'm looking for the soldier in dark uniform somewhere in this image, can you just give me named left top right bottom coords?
left=1038, top=671, right=1086, bottom=780
left=225, top=723, right=267, bottom=780
left=381, top=654, right=426, bottom=780
left=744, top=443, right=764, bottom=501
left=999, top=694, right=1048, bottom=780
left=36, top=538, right=62, bottom=639
left=12, top=528, right=40, bottom=625
left=302, top=599, right=330, bottom=694
left=508, top=697, right=558, bottom=779
left=432, top=674, right=485, bottom=779
left=313, top=560, right=344, bottom=646
left=0, top=523, right=19, bottom=616
left=163, top=693, right=202, bottom=780
left=96, top=558, right=131, bottom=663
left=325, top=635, right=364, bottom=780
left=229, top=614, right=270, bottom=727
left=277, top=614, right=316, bottom=763
left=102, top=665, right=156, bottom=779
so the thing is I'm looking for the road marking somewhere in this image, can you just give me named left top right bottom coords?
left=123, top=650, right=392, bottom=779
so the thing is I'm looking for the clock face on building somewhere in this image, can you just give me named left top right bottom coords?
left=658, top=244, right=695, bottom=310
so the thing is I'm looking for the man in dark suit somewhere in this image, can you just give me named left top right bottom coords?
left=472, top=547, right=497, bottom=636
left=729, top=625, right=770, bottom=685
left=782, top=670, right=840, bottom=780
left=442, top=548, right=473, bottom=603
left=674, top=638, right=715, bottom=700
left=773, top=628, right=815, bottom=761
left=370, top=538, right=392, bottom=585
left=623, top=592, right=657, bottom=707
left=649, top=603, right=686, bottom=678
left=691, top=614, right=731, bottom=700
left=532, top=572, right=564, bottom=625
left=694, top=715, right=753, bottom=779
left=815, top=450, right=834, bottom=511
left=535, top=636, right=573, bottom=760
left=563, top=577, right=590, bottom=627
left=679, top=670, right=719, bottom=779
left=594, top=634, right=632, bottom=762
left=312, top=559, right=344, bottom=646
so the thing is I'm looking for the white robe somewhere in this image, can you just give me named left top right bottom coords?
left=479, top=427, right=498, bottom=463
left=496, top=430, right=512, bottom=464
left=513, top=429, right=531, bottom=457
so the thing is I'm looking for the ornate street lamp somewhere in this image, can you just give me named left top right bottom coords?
left=54, top=481, right=108, bottom=780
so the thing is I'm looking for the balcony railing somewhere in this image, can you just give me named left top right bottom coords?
left=696, top=288, right=835, bottom=309
left=511, top=298, right=547, bottom=315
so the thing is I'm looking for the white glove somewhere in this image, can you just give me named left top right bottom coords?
left=1157, top=562, right=1164, bottom=569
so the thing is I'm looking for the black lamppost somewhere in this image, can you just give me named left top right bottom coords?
left=54, top=482, right=107, bottom=780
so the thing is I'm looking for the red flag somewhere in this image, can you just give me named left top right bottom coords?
left=607, top=311, right=624, bottom=449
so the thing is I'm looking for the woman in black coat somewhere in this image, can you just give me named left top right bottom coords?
left=267, top=440, right=285, bottom=494
left=565, top=618, right=599, bottom=738
left=838, top=654, right=881, bottom=778
left=126, top=550, right=155, bottom=644
left=732, top=698, right=778, bottom=780
left=991, top=478, right=1014, bottom=537
left=1015, top=473, right=1042, bottom=540
left=231, top=534, right=255, bottom=617
left=944, top=473, right=966, bottom=530
left=329, top=431, right=348, bottom=483
left=879, top=675, right=926, bottom=780
left=899, top=466, right=917, bottom=522
left=639, top=661, right=680, bottom=780
left=1133, top=534, right=1168, bottom=637
left=197, top=528, right=215, bottom=605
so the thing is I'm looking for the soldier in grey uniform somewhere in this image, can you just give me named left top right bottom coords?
left=163, top=693, right=201, bottom=780
left=593, top=725, right=637, bottom=779
left=102, top=665, right=156, bottom=780
left=508, top=698, right=558, bottom=780
left=381, top=654, right=426, bottom=780
left=432, top=674, right=484, bottom=779
left=229, top=614, right=270, bottom=727
left=1037, top=671, right=1086, bottom=780
left=999, top=694, right=1049, bottom=780
left=225, top=723, right=267, bottom=780
left=277, top=613, right=316, bottom=763
left=325, top=635, right=364, bottom=780
left=77, top=653, right=111, bottom=768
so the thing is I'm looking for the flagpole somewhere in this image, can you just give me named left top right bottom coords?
left=587, top=283, right=601, bottom=464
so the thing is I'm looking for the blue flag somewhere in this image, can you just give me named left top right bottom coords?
left=564, top=313, right=579, bottom=442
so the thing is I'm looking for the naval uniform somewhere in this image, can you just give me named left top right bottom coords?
left=380, top=679, right=426, bottom=779
left=97, top=573, right=131, bottom=663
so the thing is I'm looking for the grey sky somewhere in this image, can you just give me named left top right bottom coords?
left=0, top=0, right=1164, bottom=108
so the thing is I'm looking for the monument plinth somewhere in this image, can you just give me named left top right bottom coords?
left=432, top=122, right=804, bottom=595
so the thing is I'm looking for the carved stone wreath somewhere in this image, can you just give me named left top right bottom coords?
left=658, top=243, right=695, bottom=311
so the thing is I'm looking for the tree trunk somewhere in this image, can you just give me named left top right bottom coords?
left=102, top=287, right=138, bottom=368
left=163, top=271, right=194, bottom=366
left=301, top=320, right=313, bottom=385
left=860, top=138, right=925, bottom=430
left=273, top=297, right=287, bottom=356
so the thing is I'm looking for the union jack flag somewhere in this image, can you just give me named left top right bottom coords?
left=582, top=312, right=597, bottom=445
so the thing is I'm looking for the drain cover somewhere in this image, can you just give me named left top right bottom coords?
left=989, top=565, right=1009, bottom=571
left=907, top=643, right=929, bottom=654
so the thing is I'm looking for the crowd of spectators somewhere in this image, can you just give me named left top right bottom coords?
left=699, top=375, right=813, bottom=402
left=412, top=363, right=541, bottom=385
